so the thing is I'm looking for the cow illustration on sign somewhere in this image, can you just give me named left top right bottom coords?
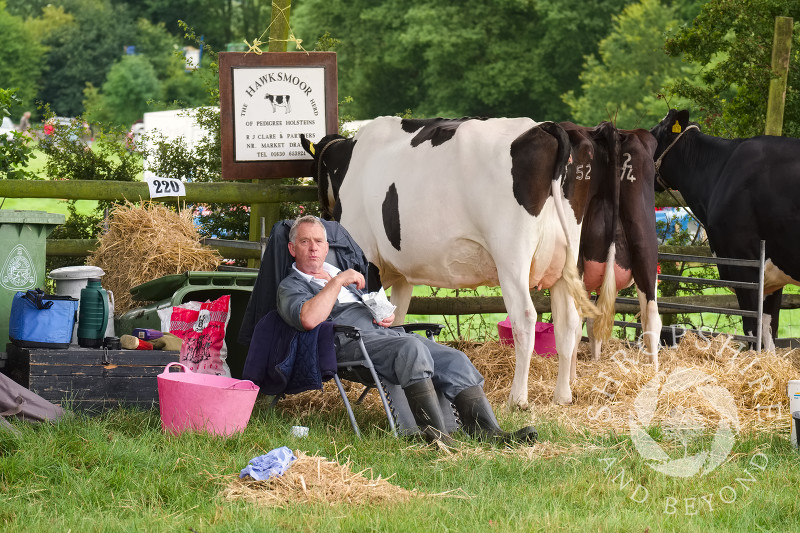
left=265, top=93, right=291, bottom=114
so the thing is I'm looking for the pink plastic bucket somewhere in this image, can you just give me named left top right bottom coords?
left=157, top=362, right=260, bottom=437
left=497, top=317, right=557, bottom=357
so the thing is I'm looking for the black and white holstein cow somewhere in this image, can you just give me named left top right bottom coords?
left=561, top=123, right=661, bottom=367
left=301, top=117, right=611, bottom=408
left=651, top=109, right=800, bottom=350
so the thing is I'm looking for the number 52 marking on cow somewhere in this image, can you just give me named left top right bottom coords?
left=620, top=152, right=636, bottom=182
left=575, top=163, right=591, bottom=180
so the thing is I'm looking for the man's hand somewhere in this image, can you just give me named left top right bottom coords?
left=298, top=268, right=365, bottom=331
left=375, top=313, right=395, bottom=328
left=335, top=269, right=365, bottom=290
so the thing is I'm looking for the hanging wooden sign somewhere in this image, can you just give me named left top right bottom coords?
left=219, top=52, right=338, bottom=180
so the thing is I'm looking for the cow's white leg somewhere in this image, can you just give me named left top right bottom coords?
left=761, top=313, right=775, bottom=352
left=496, top=273, right=537, bottom=411
left=389, top=278, right=413, bottom=325
left=585, top=316, right=602, bottom=360
left=637, top=286, right=661, bottom=371
left=570, top=321, right=582, bottom=382
left=550, top=280, right=582, bottom=405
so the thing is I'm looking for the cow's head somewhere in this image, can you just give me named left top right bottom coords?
left=300, top=133, right=356, bottom=221
left=650, top=109, right=700, bottom=191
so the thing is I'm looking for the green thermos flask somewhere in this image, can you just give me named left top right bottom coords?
left=77, top=278, right=109, bottom=348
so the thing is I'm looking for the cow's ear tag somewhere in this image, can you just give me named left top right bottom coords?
left=308, top=142, right=315, bottom=155
left=672, top=121, right=682, bottom=133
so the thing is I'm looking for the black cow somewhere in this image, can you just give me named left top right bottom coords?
left=651, top=109, right=800, bottom=349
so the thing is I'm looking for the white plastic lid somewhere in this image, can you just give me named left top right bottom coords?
left=48, top=265, right=106, bottom=280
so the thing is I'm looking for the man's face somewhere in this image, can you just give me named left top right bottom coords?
left=288, top=222, right=329, bottom=274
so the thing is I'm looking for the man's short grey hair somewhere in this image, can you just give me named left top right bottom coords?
left=289, top=215, right=327, bottom=243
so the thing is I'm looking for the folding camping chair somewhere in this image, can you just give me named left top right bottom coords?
left=239, top=219, right=458, bottom=438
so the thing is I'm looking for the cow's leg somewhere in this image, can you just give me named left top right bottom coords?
left=637, top=285, right=661, bottom=370
left=585, top=316, right=602, bottom=360
left=762, top=289, right=783, bottom=352
left=550, top=280, right=582, bottom=405
left=389, top=278, right=413, bottom=326
left=496, top=272, right=537, bottom=410
left=719, top=262, right=770, bottom=351
left=731, top=280, right=776, bottom=352
left=570, top=320, right=582, bottom=382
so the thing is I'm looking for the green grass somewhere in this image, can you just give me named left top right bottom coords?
left=0, top=197, right=98, bottom=216
left=1, top=401, right=798, bottom=532
left=1, top=150, right=99, bottom=215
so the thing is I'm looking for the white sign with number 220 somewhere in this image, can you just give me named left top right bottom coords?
left=145, top=173, right=186, bottom=198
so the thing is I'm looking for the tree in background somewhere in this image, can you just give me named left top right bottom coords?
left=36, top=0, right=138, bottom=117
left=0, top=89, right=36, bottom=179
left=0, top=1, right=46, bottom=121
left=82, top=19, right=208, bottom=128
left=125, top=0, right=273, bottom=52
left=83, top=55, right=161, bottom=128
left=292, top=0, right=630, bottom=120
left=563, top=0, right=701, bottom=129
left=665, top=0, right=800, bottom=138
left=3, top=0, right=50, bottom=18
left=530, top=0, right=637, bottom=120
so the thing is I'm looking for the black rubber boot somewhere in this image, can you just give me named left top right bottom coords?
left=403, top=379, right=457, bottom=447
left=453, top=385, right=537, bottom=444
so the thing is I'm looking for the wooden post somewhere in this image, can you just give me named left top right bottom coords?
left=268, top=0, right=291, bottom=49
left=765, top=16, right=793, bottom=136
left=248, top=0, right=293, bottom=267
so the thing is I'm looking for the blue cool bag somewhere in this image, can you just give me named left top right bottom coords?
left=9, top=289, right=79, bottom=348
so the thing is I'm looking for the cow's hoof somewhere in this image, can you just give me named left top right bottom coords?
left=506, top=399, right=530, bottom=411
left=553, top=393, right=573, bottom=406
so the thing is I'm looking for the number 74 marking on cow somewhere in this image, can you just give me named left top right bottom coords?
left=620, top=152, right=636, bottom=182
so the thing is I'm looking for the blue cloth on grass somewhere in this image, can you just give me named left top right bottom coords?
left=239, top=446, right=297, bottom=481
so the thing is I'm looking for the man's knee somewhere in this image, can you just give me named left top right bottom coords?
left=394, top=335, right=433, bottom=363
left=392, top=336, right=435, bottom=383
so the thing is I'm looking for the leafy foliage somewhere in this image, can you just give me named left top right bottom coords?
left=563, top=0, right=701, bottom=129
left=82, top=19, right=210, bottom=128
left=37, top=0, right=138, bottom=117
left=664, top=0, right=800, bottom=137
left=292, top=0, right=630, bottom=119
left=38, top=113, right=139, bottom=186
left=0, top=2, right=46, bottom=120
left=84, top=55, right=162, bottom=128
left=0, top=88, right=36, bottom=179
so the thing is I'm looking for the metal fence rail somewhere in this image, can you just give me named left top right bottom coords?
left=615, top=241, right=766, bottom=351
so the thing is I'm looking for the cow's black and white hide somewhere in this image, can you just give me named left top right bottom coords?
left=301, top=117, right=609, bottom=407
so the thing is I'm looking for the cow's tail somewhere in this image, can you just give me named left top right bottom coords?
left=540, top=121, right=600, bottom=320
left=592, top=122, right=621, bottom=341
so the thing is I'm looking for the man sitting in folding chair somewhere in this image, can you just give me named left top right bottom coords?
left=277, top=215, right=537, bottom=446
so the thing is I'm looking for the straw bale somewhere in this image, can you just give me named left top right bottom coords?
left=88, top=202, right=221, bottom=314
left=223, top=450, right=420, bottom=507
left=277, top=333, right=800, bottom=437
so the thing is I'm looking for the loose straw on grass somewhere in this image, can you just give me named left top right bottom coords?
left=277, top=334, right=800, bottom=436
left=223, top=450, right=420, bottom=507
